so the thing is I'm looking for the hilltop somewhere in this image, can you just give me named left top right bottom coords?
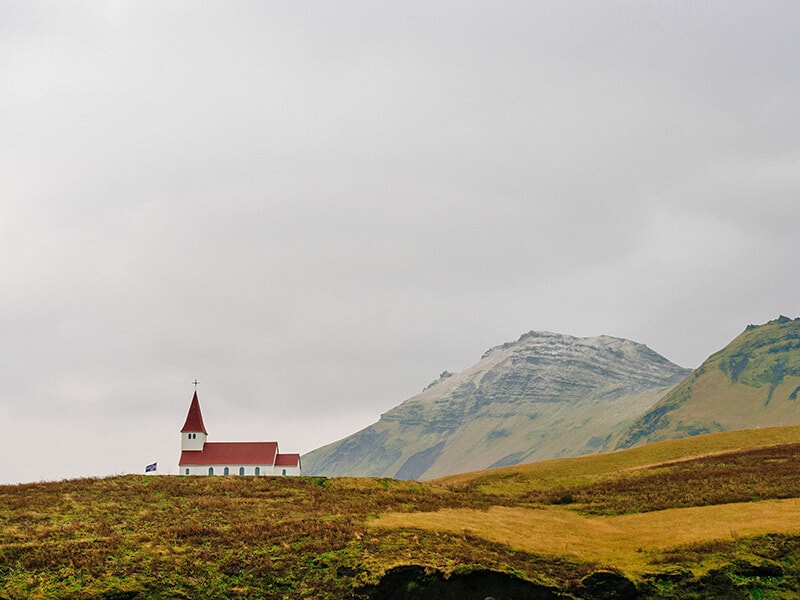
left=305, top=318, right=800, bottom=480
left=304, top=332, right=690, bottom=479
left=4, top=425, right=800, bottom=598
left=614, top=316, right=800, bottom=449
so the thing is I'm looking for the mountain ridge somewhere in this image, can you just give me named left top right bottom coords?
left=304, top=331, right=690, bottom=479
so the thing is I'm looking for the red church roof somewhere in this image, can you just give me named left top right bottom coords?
left=179, top=442, right=279, bottom=466
left=180, top=391, right=208, bottom=434
left=275, top=453, right=301, bottom=468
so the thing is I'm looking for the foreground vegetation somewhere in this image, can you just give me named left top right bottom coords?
left=3, top=426, right=800, bottom=598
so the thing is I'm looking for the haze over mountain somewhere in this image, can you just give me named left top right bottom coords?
left=614, top=316, right=800, bottom=449
left=303, top=332, right=690, bottom=479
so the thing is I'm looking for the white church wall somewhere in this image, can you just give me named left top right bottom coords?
left=274, top=465, right=301, bottom=476
left=180, top=464, right=285, bottom=476
left=181, top=432, right=207, bottom=451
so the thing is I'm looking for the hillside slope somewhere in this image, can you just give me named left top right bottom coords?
left=5, top=426, right=800, bottom=598
left=613, top=316, right=800, bottom=449
left=304, top=331, right=689, bottom=479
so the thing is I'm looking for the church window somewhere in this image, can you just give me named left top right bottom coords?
left=224, top=467, right=230, bottom=476
left=255, top=467, right=260, bottom=475
left=185, top=468, right=189, bottom=475
left=282, top=469, right=287, bottom=476
left=208, top=467, right=214, bottom=475
left=239, top=467, right=245, bottom=476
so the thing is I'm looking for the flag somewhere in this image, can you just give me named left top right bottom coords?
left=145, top=462, right=157, bottom=473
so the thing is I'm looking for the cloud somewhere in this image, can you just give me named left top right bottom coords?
left=1, top=2, right=798, bottom=484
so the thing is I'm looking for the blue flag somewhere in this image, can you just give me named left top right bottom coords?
left=145, top=462, right=157, bottom=473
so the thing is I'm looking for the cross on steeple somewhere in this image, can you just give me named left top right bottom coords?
left=193, top=379, right=199, bottom=389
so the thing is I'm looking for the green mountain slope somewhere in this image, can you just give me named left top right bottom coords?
left=613, top=316, right=800, bottom=449
left=304, top=331, right=690, bottom=479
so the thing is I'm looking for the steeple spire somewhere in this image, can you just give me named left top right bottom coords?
left=181, top=390, right=208, bottom=435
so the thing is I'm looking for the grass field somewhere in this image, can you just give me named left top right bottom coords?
left=435, top=424, right=800, bottom=493
left=374, top=499, right=800, bottom=576
left=3, top=425, right=800, bottom=598
left=373, top=425, right=800, bottom=583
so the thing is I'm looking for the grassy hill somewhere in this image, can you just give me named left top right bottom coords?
left=613, top=316, right=800, bottom=449
left=4, top=426, right=800, bottom=598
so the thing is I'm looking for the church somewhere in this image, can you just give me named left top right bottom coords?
left=178, top=391, right=301, bottom=476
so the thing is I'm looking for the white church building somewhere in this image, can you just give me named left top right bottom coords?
left=179, top=391, right=301, bottom=476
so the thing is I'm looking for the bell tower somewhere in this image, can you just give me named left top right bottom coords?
left=180, top=390, right=208, bottom=451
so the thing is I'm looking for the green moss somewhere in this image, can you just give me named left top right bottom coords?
left=617, top=318, right=800, bottom=449
left=716, top=320, right=800, bottom=391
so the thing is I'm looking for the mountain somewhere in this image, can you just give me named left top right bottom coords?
left=613, top=316, right=800, bottom=449
left=303, top=331, right=690, bottom=479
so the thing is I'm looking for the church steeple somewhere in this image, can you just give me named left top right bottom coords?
left=181, top=391, right=208, bottom=434
left=181, top=391, right=208, bottom=451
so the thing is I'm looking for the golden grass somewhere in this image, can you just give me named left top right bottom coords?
left=435, top=424, right=800, bottom=494
left=5, top=426, right=800, bottom=597
left=371, top=498, right=800, bottom=576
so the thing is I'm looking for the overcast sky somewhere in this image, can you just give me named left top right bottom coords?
left=2, top=2, right=798, bottom=484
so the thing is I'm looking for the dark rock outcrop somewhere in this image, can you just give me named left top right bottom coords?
left=356, top=565, right=563, bottom=600
left=576, top=570, right=639, bottom=599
